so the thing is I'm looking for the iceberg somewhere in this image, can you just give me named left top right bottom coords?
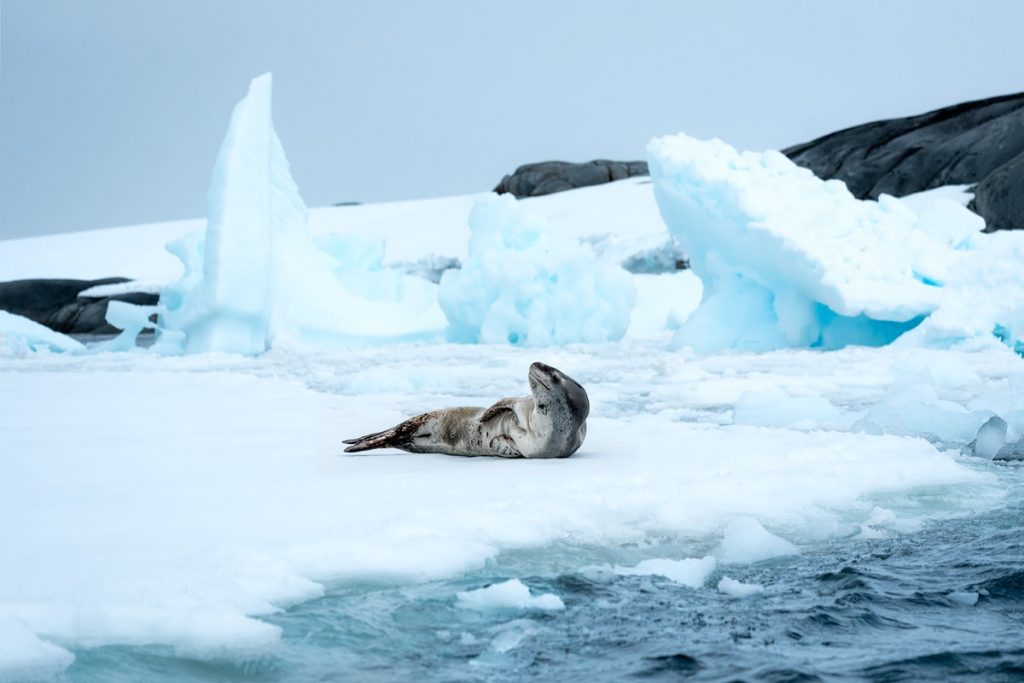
left=438, top=193, right=636, bottom=345
left=647, top=134, right=966, bottom=352
left=152, top=74, right=445, bottom=354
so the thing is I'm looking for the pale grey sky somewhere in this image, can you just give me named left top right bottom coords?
left=1, top=0, right=1023, bottom=239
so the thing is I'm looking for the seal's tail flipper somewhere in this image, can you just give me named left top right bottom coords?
left=343, top=429, right=401, bottom=453
left=342, top=429, right=387, bottom=446
left=343, top=413, right=433, bottom=454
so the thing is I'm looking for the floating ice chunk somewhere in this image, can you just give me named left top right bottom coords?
left=948, top=591, right=980, bottom=606
left=455, top=579, right=565, bottom=612
left=438, top=193, right=636, bottom=345
left=614, top=556, right=717, bottom=588
left=0, top=310, right=83, bottom=355
left=647, top=134, right=955, bottom=352
left=864, top=378, right=991, bottom=444
left=717, top=576, right=764, bottom=598
left=153, top=73, right=445, bottom=355
left=972, top=416, right=1008, bottom=459
left=857, top=506, right=922, bottom=539
left=859, top=379, right=993, bottom=445
left=717, top=518, right=799, bottom=564
left=732, top=388, right=848, bottom=430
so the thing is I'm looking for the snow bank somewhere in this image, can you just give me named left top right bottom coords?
left=615, top=556, right=717, bottom=588
left=150, top=73, right=444, bottom=354
left=0, top=622, right=75, bottom=682
left=438, top=193, right=636, bottom=345
left=647, top=134, right=974, bottom=352
left=0, top=311, right=83, bottom=355
left=456, top=580, right=564, bottom=612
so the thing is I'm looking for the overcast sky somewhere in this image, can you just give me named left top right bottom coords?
left=1, top=0, right=1023, bottom=240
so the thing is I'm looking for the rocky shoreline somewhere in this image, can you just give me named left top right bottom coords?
left=0, top=278, right=158, bottom=336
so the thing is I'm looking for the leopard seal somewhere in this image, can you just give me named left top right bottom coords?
left=343, top=362, right=588, bottom=458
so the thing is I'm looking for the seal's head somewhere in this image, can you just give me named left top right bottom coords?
left=527, top=362, right=589, bottom=456
left=528, top=362, right=589, bottom=421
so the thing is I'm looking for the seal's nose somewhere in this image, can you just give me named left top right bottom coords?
left=530, top=361, right=554, bottom=373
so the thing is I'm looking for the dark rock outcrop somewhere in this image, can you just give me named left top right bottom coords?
left=494, top=160, right=649, bottom=198
left=972, top=150, right=1024, bottom=231
left=0, top=278, right=158, bottom=335
left=493, top=93, right=1024, bottom=230
left=783, top=92, right=1024, bottom=230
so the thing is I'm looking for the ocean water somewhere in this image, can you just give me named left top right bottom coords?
left=66, top=467, right=1023, bottom=683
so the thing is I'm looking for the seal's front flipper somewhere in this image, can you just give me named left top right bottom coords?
left=480, top=398, right=520, bottom=424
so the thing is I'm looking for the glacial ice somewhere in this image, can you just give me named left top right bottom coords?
left=438, top=193, right=636, bottom=345
left=647, top=134, right=970, bottom=352
left=0, top=310, right=83, bottom=355
left=150, top=73, right=445, bottom=354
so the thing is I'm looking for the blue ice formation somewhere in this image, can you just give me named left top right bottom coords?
left=897, top=230, right=1024, bottom=355
left=647, top=134, right=963, bottom=352
left=144, top=74, right=444, bottom=354
left=0, top=311, right=83, bottom=355
left=438, top=193, right=636, bottom=345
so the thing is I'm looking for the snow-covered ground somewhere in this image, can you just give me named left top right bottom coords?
left=2, top=75, right=1024, bottom=679
left=2, top=339, right=1021, bottom=677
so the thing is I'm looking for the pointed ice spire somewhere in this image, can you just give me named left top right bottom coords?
left=187, top=73, right=306, bottom=353
left=154, top=73, right=445, bottom=354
